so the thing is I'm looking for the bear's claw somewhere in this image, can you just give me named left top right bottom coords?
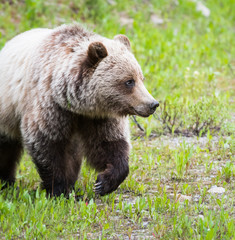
left=93, top=181, right=103, bottom=194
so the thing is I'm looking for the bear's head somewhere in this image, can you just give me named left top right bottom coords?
left=67, top=34, right=159, bottom=118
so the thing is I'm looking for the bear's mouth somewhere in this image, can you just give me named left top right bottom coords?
left=131, top=107, right=152, bottom=118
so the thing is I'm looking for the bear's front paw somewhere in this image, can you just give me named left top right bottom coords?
left=93, top=173, right=117, bottom=196
left=93, top=164, right=117, bottom=196
left=93, top=163, right=129, bottom=196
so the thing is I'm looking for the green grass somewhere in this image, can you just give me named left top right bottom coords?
left=0, top=0, right=234, bottom=239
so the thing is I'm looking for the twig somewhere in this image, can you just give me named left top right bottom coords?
left=131, top=116, right=145, bottom=132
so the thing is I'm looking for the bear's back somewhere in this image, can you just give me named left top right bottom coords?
left=0, top=28, right=52, bottom=100
left=0, top=29, right=52, bottom=137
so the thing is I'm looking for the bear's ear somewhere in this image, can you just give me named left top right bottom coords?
left=114, top=34, right=131, bottom=51
left=87, top=42, right=108, bottom=65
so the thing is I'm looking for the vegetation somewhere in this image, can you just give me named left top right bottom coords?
left=0, top=0, right=234, bottom=239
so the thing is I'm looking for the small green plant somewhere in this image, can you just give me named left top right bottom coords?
left=155, top=94, right=228, bottom=136
left=156, top=96, right=185, bottom=135
left=222, top=161, right=235, bottom=183
left=187, top=95, right=228, bottom=136
left=173, top=142, right=194, bottom=179
left=216, top=136, right=234, bottom=160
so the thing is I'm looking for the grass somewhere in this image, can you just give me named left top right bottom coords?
left=0, top=0, right=234, bottom=239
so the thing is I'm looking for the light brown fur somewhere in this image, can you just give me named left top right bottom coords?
left=0, top=24, right=158, bottom=196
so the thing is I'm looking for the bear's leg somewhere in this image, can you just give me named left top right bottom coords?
left=94, top=140, right=129, bottom=196
left=24, top=133, right=82, bottom=197
left=86, top=139, right=129, bottom=196
left=0, top=134, right=22, bottom=186
left=78, top=117, right=130, bottom=196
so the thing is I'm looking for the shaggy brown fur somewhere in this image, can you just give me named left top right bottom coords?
left=0, top=135, right=22, bottom=186
left=0, top=24, right=159, bottom=196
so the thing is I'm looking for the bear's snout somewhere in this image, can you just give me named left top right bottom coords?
left=132, top=82, right=159, bottom=117
left=133, top=99, right=159, bottom=118
left=149, top=100, right=159, bottom=113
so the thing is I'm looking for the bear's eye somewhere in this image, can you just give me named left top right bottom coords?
left=125, top=79, right=135, bottom=88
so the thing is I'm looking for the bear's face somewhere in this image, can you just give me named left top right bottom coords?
left=83, top=35, right=159, bottom=118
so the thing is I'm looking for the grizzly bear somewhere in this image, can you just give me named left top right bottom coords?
left=0, top=24, right=159, bottom=196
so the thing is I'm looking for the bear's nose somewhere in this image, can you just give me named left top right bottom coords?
left=150, top=101, right=159, bottom=112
